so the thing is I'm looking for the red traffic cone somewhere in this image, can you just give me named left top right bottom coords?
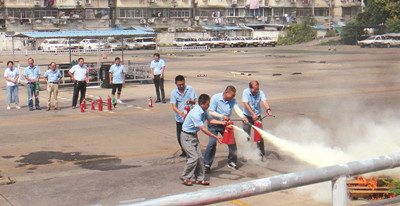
left=254, top=120, right=263, bottom=142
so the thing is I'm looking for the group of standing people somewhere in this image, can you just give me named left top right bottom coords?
left=170, top=75, right=273, bottom=186
left=4, top=57, right=127, bottom=111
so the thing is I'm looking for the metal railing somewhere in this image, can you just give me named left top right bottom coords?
left=124, top=153, right=400, bottom=206
left=0, top=48, right=114, bottom=56
left=157, top=45, right=209, bottom=51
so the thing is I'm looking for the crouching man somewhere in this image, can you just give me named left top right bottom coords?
left=179, top=94, right=227, bottom=186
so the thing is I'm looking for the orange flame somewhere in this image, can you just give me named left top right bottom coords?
left=356, top=176, right=378, bottom=190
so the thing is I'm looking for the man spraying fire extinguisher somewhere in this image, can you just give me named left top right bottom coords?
left=171, top=75, right=197, bottom=158
left=204, top=86, right=248, bottom=173
left=242, top=80, right=273, bottom=161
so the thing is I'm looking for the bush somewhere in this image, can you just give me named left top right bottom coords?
left=325, top=29, right=337, bottom=37
left=277, top=18, right=317, bottom=45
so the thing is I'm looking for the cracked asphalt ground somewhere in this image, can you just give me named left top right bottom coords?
left=0, top=45, right=400, bottom=206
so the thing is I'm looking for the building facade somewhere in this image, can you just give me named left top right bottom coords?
left=0, top=0, right=363, bottom=32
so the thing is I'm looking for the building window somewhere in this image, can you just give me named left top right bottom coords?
left=315, top=8, right=328, bottom=16
left=245, top=8, right=263, bottom=17
left=34, top=10, right=58, bottom=19
left=199, top=9, right=224, bottom=17
left=227, top=8, right=239, bottom=17
left=7, top=9, right=33, bottom=18
left=119, top=8, right=144, bottom=18
left=296, top=8, right=312, bottom=17
left=273, top=8, right=283, bottom=17
left=169, top=8, right=190, bottom=18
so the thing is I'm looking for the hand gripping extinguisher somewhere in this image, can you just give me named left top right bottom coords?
left=253, top=120, right=263, bottom=142
left=148, top=97, right=153, bottom=108
left=183, top=104, right=190, bottom=120
left=222, top=121, right=235, bottom=144
left=107, top=96, right=112, bottom=111
left=98, top=97, right=103, bottom=111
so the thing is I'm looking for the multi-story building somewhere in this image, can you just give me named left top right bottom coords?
left=0, top=0, right=363, bottom=32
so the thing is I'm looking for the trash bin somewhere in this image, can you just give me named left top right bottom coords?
left=100, top=64, right=112, bottom=88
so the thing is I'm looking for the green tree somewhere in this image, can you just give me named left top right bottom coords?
left=341, top=21, right=367, bottom=45
left=277, top=18, right=317, bottom=45
left=386, top=17, right=400, bottom=33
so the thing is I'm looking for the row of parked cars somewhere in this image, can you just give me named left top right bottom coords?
left=173, top=37, right=277, bottom=48
left=357, top=33, right=400, bottom=48
left=39, top=37, right=157, bottom=51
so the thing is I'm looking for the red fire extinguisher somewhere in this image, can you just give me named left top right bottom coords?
left=183, top=105, right=190, bottom=120
left=254, top=120, right=263, bottom=142
left=107, top=96, right=112, bottom=111
left=80, top=102, right=85, bottom=113
left=91, top=101, right=95, bottom=110
left=222, top=122, right=235, bottom=144
left=148, top=97, right=153, bottom=108
left=98, top=98, right=103, bottom=111
left=82, top=99, right=86, bottom=109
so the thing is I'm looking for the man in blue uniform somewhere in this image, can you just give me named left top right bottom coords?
left=180, top=94, right=227, bottom=186
left=171, top=75, right=197, bottom=157
left=23, top=58, right=41, bottom=111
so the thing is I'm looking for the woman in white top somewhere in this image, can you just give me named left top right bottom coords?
left=4, top=61, right=21, bottom=110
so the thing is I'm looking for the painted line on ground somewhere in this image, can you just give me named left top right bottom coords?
left=0, top=149, right=178, bottom=172
left=229, top=200, right=252, bottom=206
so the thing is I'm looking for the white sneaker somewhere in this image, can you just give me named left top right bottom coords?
left=16, top=106, right=21, bottom=109
left=7, top=106, right=11, bottom=110
left=117, top=99, right=123, bottom=104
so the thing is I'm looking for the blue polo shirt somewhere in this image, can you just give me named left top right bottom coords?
left=23, top=65, right=41, bottom=83
left=4, top=67, right=19, bottom=86
left=69, top=64, right=87, bottom=81
left=242, top=88, right=267, bottom=116
left=109, top=64, right=126, bottom=84
left=182, top=104, right=210, bottom=133
left=44, top=70, right=62, bottom=82
left=209, top=92, right=239, bottom=121
left=170, top=85, right=197, bottom=122
left=150, top=59, right=165, bottom=75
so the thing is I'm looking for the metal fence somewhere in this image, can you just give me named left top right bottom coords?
left=157, top=45, right=209, bottom=52
left=0, top=48, right=114, bottom=56
left=124, top=152, right=400, bottom=206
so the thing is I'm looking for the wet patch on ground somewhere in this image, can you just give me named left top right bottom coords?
left=16, top=151, right=140, bottom=171
left=2, top=156, right=15, bottom=159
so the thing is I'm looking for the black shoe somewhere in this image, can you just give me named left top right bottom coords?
left=36, top=107, right=41, bottom=110
left=227, top=162, right=239, bottom=170
left=29, top=108, right=34, bottom=111
left=179, top=152, right=186, bottom=158
left=162, top=100, right=166, bottom=104
left=205, top=165, right=211, bottom=174
left=155, top=100, right=161, bottom=103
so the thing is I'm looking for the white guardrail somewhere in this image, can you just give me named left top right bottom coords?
left=157, top=45, right=209, bottom=51
left=124, top=153, right=400, bottom=206
left=0, top=48, right=114, bottom=55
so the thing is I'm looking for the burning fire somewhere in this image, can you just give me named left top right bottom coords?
left=356, top=176, right=378, bottom=190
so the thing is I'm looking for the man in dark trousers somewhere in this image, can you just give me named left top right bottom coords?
left=171, top=75, right=197, bottom=157
left=68, top=58, right=88, bottom=109
left=150, top=53, right=166, bottom=103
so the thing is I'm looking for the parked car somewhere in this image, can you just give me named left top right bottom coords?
left=135, top=37, right=157, bottom=49
left=224, top=36, right=246, bottom=47
left=61, top=39, right=83, bottom=50
left=385, top=33, right=400, bottom=47
left=124, top=38, right=139, bottom=50
left=173, top=37, right=198, bottom=47
left=210, top=37, right=226, bottom=48
left=197, top=38, right=212, bottom=47
left=103, top=39, right=123, bottom=50
left=357, top=35, right=390, bottom=48
left=254, top=37, right=277, bottom=47
left=240, top=37, right=259, bottom=47
left=80, top=39, right=104, bottom=50
left=40, top=39, right=64, bottom=51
